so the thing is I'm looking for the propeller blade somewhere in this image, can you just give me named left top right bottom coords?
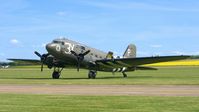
left=34, top=51, right=42, bottom=58
left=34, top=52, right=49, bottom=72
left=41, top=63, right=44, bottom=72
left=71, top=50, right=90, bottom=72
left=82, top=50, right=90, bottom=56
left=71, top=51, right=78, bottom=56
left=77, top=61, right=80, bottom=72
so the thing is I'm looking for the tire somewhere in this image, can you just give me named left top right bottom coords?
left=91, top=72, right=96, bottom=79
left=88, top=70, right=96, bottom=79
left=122, top=72, right=127, bottom=78
left=52, top=71, right=60, bottom=79
left=88, top=73, right=91, bottom=79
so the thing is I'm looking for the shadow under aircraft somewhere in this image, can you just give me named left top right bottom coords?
left=9, top=38, right=190, bottom=79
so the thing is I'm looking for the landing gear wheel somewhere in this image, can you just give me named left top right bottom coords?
left=52, top=67, right=63, bottom=79
left=122, top=72, right=127, bottom=78
left=52, top=71, right=60, bottom=79
left=88, top=70, right=97, bottom=79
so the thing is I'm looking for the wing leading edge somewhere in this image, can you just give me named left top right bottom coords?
left=7, top=59, right=41, bottom=65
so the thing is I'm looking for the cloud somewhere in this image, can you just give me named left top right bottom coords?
left=32, top=43, right=46, bottom=48
left=41, top=43, right=46, bottom=47
left=133, top=26, right=199, bottom=41
left=9, top=39, right=23, bottom=47
left=170, top=51, right=199, bottom=55
left=190, top=51, right=199, bottom=55
left=83, top=1, right=199, bottom=12
left=56, top=11, right=66, bottom=16
left=150, top=44, right=162, bottom=48
left=137, top=51, right=150, bottom=57
left=112, top=51, right=122, bottom=57
left=10, top=39, right=19, bottom=44
left=0, top=53, right=5, bottom=56
left=0, top=0, right=29, bottom=13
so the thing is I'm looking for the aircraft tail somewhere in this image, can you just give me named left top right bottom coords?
left=123, top=44, right=136, bottom=58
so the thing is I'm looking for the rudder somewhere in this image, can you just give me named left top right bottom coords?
left=123, top=44, right=136, bottom=58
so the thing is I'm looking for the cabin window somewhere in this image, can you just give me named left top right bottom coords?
left=95, top=55, right=98, bottom=58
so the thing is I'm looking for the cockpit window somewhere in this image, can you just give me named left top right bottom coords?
left=76, top=45, right=86, bottom=50
left=53, top=41, right=59, bottom=43
left=53, top=40, right=62, bottom=44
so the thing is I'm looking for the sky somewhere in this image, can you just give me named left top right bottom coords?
left=0, top=0, right=199, bottom=61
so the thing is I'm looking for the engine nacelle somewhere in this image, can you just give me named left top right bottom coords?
left=45, top=55, right=65, bottom=69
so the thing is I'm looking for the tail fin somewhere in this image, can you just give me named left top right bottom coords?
left=123, top=44, right=136, bottom=58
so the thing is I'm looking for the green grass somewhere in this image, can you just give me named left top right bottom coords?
left=0, top=66, right=199, bottom=85
left=0, top=94, right=198, bottom=112
left=0, top=67, right=199, bottom=112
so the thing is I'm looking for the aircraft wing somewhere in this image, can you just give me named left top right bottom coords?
left=132, top=66, right=158, bottom=70
left=123, top=66, right=157, bottom=72
left=95, top=55, right=190, bottom=69
left=7, top=59, right=41, bottom=65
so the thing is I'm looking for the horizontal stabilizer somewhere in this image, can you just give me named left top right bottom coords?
left=96, top=55, right=191, bottom=69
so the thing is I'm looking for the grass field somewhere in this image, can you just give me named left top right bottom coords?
left=0, top=66, right=199, bottom=112
left=0, top=66, right=199, bottom=85
left=0, top=94, right=199, bottom=112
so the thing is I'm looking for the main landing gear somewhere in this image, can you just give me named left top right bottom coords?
left=88, top=70, right=97, bottom=79
left=52, top=67, right=63, bottom=79
left=122, top=72, right=128, bottom=78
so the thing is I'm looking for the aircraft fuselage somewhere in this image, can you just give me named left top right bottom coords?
left=46, top=38, right=107, bottom=68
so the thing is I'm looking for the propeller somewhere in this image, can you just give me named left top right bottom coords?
left=71, top=50, right=90, bottom=71
left=34, top=51, right=49, bottom=72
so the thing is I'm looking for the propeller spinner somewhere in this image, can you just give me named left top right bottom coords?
left=71, top=50, right=90, bottom=71
left=34, top=51, right=49, bottom=72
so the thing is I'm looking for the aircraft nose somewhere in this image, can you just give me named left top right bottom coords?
left=46, top=43, right=59, bottom=53
left=46, top=43, right=52, bottom=51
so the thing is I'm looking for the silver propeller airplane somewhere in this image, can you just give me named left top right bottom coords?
left=9, top=38, right=190, bottom=79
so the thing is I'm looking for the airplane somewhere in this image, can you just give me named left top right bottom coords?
left=0, top=62, right=11, bottom=68
left=8, top=38, right=190, bottom=79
